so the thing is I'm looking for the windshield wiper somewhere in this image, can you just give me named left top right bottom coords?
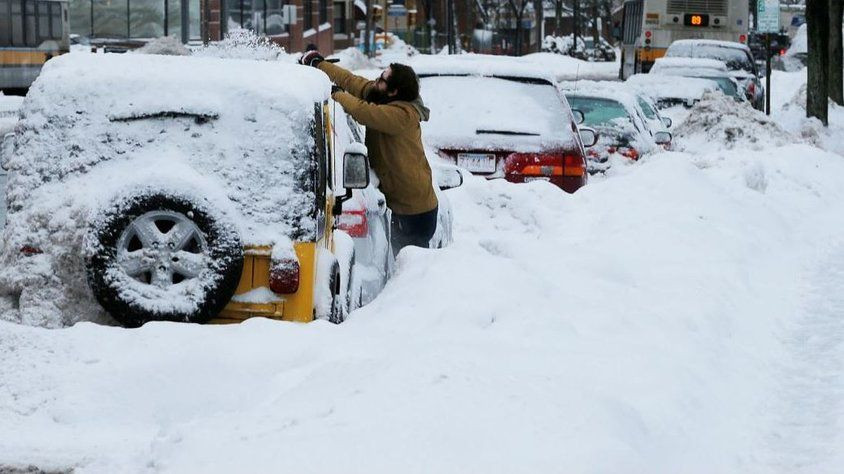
left=475, top=129, right=540, bottom=136
left=109, top=111, right=219, bottom=124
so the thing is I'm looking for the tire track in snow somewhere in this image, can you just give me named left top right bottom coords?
left=766, top=245, right=844, bottom=473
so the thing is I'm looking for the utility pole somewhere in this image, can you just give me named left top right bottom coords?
left=829, top=0, right=843, bottom=105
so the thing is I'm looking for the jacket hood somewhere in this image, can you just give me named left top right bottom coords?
left=410, top=96, right=430, bottom=122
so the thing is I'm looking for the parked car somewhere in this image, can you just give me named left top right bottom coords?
left=410, top=55, right=594, bottom=193
left=633, top=92, right=672, bottom=140
left=625, top=73, right=722, bottom=109
left=649, top=57, right=747, bottom=103
left=0, top=53, right=372, bottom=328
left=564, top=90, right=671, bottom=173
left=664, top=39, right=765, bottom=111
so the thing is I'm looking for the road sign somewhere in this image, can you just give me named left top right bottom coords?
left=757, top=0, right=780, bottom=33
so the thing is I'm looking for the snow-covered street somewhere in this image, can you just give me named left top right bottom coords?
left=3, top=60, right=844, bottom=471
left=2, top=31, right=844, bottom=472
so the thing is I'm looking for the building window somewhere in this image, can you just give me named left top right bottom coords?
left=303, top=0, right=312, bottom=30
left=332, top=1, right=343, bottom=33
left=68, top=0, right=200, bottom=41
left=264, top=0, right=286, bottom=35
left=0, top=0, right=11, bottom=46
left=318, top=0, right=326, bottom=24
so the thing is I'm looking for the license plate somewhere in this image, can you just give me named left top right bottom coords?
left=457, top=153, right=496, bottom=173
left=524, top=176, right=551, bottom=182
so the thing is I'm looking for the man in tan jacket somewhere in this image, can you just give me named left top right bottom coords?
left=300, top=49, right=439, bottom=255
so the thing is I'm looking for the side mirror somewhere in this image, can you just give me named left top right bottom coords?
left=660, top=116, right=672, bottom=128
left=343, top=152, right=370, bottom=189
left=579, top=127, right=599, bottom=148
left=653, top=131, right=672, bottom=145
left=571, top=109, right=585, bottom=125
left=435, top=166, right=464, bottom=191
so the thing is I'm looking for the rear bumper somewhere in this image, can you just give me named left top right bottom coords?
left=505, top=175, right=587, bottom=193
left=214, top=301, right=285, bottom=323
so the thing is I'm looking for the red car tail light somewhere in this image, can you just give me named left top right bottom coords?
left=20, top=245, right=43, bottom=256
left=618, top=147, right=640, bottom=160
left=505, top=152, right=586, bottom=178
left=739, top=34, right=747, bottom=43
left=746, top=81, right=756, bottom=99
left=269, top=258, right=300, bottom=294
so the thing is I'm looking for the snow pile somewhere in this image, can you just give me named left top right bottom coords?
left=329, top=46, right=377, bottom=70
left=0, top=53, right=329, bottom=327
left=0, top=93, right=23, bottom=135
left=774, top=77, right=844, bottom=156
left=672, top=92, right=797, bottom=152
left=134, top=36, right=190, bottom=56
left=3, top=142, right=844, bottom=471
left=194, top=28, right=295, bottom=62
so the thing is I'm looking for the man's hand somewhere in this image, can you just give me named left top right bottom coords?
left=331, top=85, right=344, bottom=95
left=299, top=50, right=324, bottom=68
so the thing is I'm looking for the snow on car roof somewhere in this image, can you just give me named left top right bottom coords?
left=651, top=57, right=729, bottom=72
left=408, top=54, right=557, bottom=84
left=669, top=39, right=751, bottom=52
left=625, top=73, right=721, bottom=102
left=32, top=53, right=328, bottom=119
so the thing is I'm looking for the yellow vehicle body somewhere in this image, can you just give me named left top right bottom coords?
left=213, top=103, right=337, bottom=324
left=636, top=47, right=667, bottom=64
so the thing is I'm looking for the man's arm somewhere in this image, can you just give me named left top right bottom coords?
left=332, top=91, right=414, bottom=136
left=318, top=62, right=374, bottom=100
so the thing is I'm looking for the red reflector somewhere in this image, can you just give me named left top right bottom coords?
left=269, top=258, right=300, bottom=294
left=644, top=30, right=652, bottom=38
left=20, top=245, right=42, bottom=256
left=739, top=34, right=747, bottom=43
left=335, top=208, right=368, bottom=238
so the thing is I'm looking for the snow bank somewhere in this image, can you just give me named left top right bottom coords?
left=771, top=70, right=844, bottom=157
left=672, top=92, right=796, bottom=153
left=3, top=141, right=844, bottom=471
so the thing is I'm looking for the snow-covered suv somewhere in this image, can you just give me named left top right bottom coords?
left=0, top=53, right=370, bottom=328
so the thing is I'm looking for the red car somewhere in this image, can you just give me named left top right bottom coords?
left=413, top=56, right=595, bottom=193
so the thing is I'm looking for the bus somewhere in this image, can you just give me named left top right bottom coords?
left=619, top=0, right=749, bottom=79
left=0, top=0, right=69, bottom=92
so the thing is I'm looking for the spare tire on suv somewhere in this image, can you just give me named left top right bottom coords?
left=86, top=193, right=243, bottom=327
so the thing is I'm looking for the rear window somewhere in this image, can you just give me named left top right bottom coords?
left=566, top=96, right=632, bottom=128
left=666, top=43, right=755, bottom=73
left=700, top=76, right=739, bottom=98
left=419, top=75, right=576, bottom=150
left=636, top=96, right=657, bottom=120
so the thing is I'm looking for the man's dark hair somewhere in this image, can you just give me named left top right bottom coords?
left=387, top=63, right=420, bottom=102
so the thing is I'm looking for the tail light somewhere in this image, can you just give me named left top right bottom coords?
left=739, top=34, right=747, bottom=43
left=505, top=152, right=586, bottom=177
left=779, top=49, right=786, bottom=56
left=335, top=208, right=368, bottom=238
left=269, top=258, right=300, bottom=294
left=20, top=245, right=43, bottom=256
left=747, top=81, right=756, bottom=99
left=603, top=146, right=640, bottom=161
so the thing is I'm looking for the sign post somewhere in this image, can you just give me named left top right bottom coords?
left=757, top=0, right=780, bottom=115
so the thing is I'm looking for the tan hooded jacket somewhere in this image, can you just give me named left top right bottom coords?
left=318, top=61, right=438, bottom=216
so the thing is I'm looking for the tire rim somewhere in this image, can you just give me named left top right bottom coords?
left=115, top=210, right=209, bottom=289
